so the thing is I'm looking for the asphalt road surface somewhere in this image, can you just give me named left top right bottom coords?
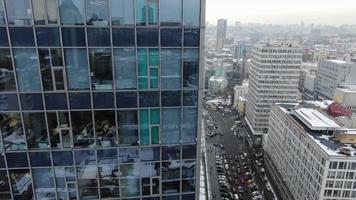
left=204, top=106, right=276, bottom=200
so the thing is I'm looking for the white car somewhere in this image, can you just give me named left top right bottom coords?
left=224, top=164, right=229, bottom=170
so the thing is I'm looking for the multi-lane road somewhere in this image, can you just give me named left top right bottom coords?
left=203, top=106, right=276, bottom=200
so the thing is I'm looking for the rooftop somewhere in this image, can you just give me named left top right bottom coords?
left=292, top=108, right=340, bottom=131
left=337, top=85, right=356, bottom=93
left=327, top=59, right=347, bottom=65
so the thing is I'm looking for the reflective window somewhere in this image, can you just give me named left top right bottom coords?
left=32, top=0, right=59, bottom=24
left=162, top=108, right=181, bottom=144
left=139, top=92, right=159, bottom=107
left=183, top=90, right=198, bottom=106
left=20, top=93, right=44, bottom=110
left=182, top=145, right=196, bottom=159
left=138, top=48, right=159, bottom=89
left=116, top=92, right=137, bottom=108
left=64, top=48, right=90, bottom=90
left=77, top=165, right=99, bottom=199
left=23, top=112, right=48, bottom=149
left=163, top=195, right=179, bottom=200
left=69, top=92, right=91, bottom=109
left=162, top=161, right=180, bottom=193
left=71, top=111, right=94, bottom=148
left=39, top=48, right=65, bottom=91
left=36, top=27, right=61, bottom=47
left=5, top=0, right=32, bottom=25
left=9, top=27, right=35, bottom=46
left=32, top=168, right=56, bottom=199
left=139, top=109, right=159, bottom=145
left=93, top=92, right=114, bottom=109
left=62, top=28, right=86, bottom=46
left=0, top=94, right=19, bottom=111
left=182, top=194, right=195, bottom=200
left=111, top=0, right=134, bottom=25
left=47, top=112, right=72, bottom=149
left=182, top=108, right=197, bottom=143
left=161, top=28, right=182, bottom=47
left=135, top=0, right=158, bottom=26
left=29, top=151, right=51, bottom=167
left=6, top=152, right=28, bottom=168
left=121, top=178, right=140, bottom=197
left=112, top=28, right=135, bottom=46
left=183, top=48, right=199, bottom=89
left=183, top=0, right=200, bottom=26
left=118, top=111, right=138, bottom=146
left=119, top=147, right=139, bottom=163
left=182, top=179, right=195, bottom=192
left=160, top=0, right=182, bottom=26
left=162, top=145, right=180, bottom=160
left=59, top=0, right=85, bottom=25
left=137, top=28, right=159, bottom=47
left=162, top=91, right=181, bottom=107
left=0, top=170, right=11, bottom=199
left=0, top=28, right=8, bottom=46
left=13, top=48, right=41, bottom=92
left=141, top=146, right=160, bottom=161
left=87, top=28, right=110, bottom=46
left=161, top=49, right=181, bottom=89
left=114, top=48, right=137, bottom=89
left=0, top=49, right=16, bottom=91
left=94, top=110, right=117, bottom=147
left=0, top=0, right=5, bottom=24
left=9, top=169, right=33, bottom=199
left=120, top=163, right=140, bottom=177
left=54, top=166, right=78, bottom=199
left=182, top=160, right=195, bottom=179
left=52, top=151, right=74, bottom=166
left=85, top=0, right=109, bottom=25
left=0, top=113, right=25, bottom=151
left=184, top=28, right=200, bottom=46
left=89, top=48, right=113, bottom=90
left=45, top=93, right=68, bottom=110
left=75, top=149, right=96, bottom=165
left=97, top=149, right=117, bottom=164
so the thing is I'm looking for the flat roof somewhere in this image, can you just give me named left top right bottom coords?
left=292, top=108, right=340, bottom=130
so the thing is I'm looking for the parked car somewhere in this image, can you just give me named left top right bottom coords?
left=237, top=186, right=244, bottom=193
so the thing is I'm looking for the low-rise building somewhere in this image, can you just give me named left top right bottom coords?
left=264, top=102, right=356, bottom=200
left=208, top=76, right=228, bottom=94
left=334, top=85, right=356, bottom=112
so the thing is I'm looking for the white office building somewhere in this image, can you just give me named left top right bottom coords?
left=264, top=103, right=356, bottom=200
left=314, top=60, right=356, bottom=100
left=334, top=85, right=356, bottom=112
left=245, top=44, right=302, bottom=145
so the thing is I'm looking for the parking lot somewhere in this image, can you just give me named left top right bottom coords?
left=203, top=104, right=276, bottom=200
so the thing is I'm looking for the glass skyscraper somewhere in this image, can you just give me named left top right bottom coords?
left=0, top=0, right=204, bottom=199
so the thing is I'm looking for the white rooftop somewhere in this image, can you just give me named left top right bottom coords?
left=292, top=108, right=340, bottom=130
left=328, top=59, right=347, bottom=65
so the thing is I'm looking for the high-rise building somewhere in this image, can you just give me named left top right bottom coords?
left=245, top=44, right=302, bottom=146
left=216, top=19, right=227, bottom=49
left=265, top=103, right=356, bottom=200
left=0, top=0, right=204, bottom=199
left=314, top=60, right=356, bottom=100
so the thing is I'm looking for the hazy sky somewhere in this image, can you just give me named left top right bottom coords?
left=206, top=0, right=356, bottom=25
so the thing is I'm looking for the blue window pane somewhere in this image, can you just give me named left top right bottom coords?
left=137, top=28, right=158, bottom=47
left=114, top=48, right=137, bottom=89
left=64, top=48, right=90, bottom=90
left=0, top=49, right=16, bottom=91
left=112, top=28, right=135, bottom=46
left=13, top=49, right=41, bottom=92
left=0, top=1, right=5, bottom=25
left=97, top=149, right=117, bottom=164
left=45, top=93, right=68, bottom=110
left=5, top=0, right=33, bottom=25
left=161, top=29, right=182, bottom=47
left=182, top=145, right=196, bottom=159
left=119, top=147, right=139, bottom=163
left=0, top=154, right=5, bottom=168
left=141, top=147, right=160, bottom=161
left=0, top=27, right=8, bottom=46
left=87, top=28, right=110, bottom=46
left=183, top=0, right=200, bottom=26
left=30, top=152, right=51, bottom=167
left=183, top=48, right=199, bottom=89
left=161, top=49, right=181, bottom=89
left=32, top=0, right=59, bottom=25
left=6, top=152, right=28, bottom=168
left=111, top=0, right=134, bottom=25
left=93, top=92, right=114, bottom=109
left=117, top=111, right=138, bottom=146
left=0, top=93, right=19, bottom=111
left=62, top=28, right=86, bottom=47
left=85, top=0, right=109, bottom=25
left=116, top=92, right=137, bottom=108
left=69, top=93, right=91, bottom=109
left=162, top=91, right=181, bottom=107
left=162, top=195, right=180, bottom=200
left=52, top=151, right=74, bottom=166
left=160, top=0, right=182, bottom=26
left=184, top=28, right=200, bottom=46
left=36, top=27, right=61, bottom=47
left=162, top=145, right=180, bottom=160
left=20, top=93, right=44, bottom=110
left=135, top=0, right=158, bottom=26
left=162, top=108, right=181, bottom=144
left=183, top=90, right=197, bottom=106
left=89, top=48, right=113, bottom=90
left=75, top=149, right=95, bottom=165
left=9, top=27, right=35, bottom=46
left=182, top=108, right=197, bottom=143
left=59, top=0, right=84, bottom=25
left=139, top=91, right=159, bottom=107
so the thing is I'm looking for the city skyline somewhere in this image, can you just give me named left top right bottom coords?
left=206, top=0, right=356, bottom=25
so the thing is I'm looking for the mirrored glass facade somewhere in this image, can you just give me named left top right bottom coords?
left=0, top=0, right=202, bottom=199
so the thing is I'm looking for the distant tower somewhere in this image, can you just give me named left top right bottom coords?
left=216, top=19, right=227, bottom=49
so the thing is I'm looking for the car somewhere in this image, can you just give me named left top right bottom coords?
left=228, top=155, right=233, bottom=159
left=219, top=144, right=224, bottom=149
left=234, top=172, right=238, bottom=177
left=213, top=143, right=219, bottom=147
left=235, top=155, right=239, bottom=161
left=224, top=164, right=229, bottom=170
left=223, top=159, right=228, bottom=164
left=266, top=183, right=272, bottom=191
left=226, top=171, right=231, bottom=176
left=252, top=195, right=263, bottom=200
left=255, top=160, right=262, bottom=166
left=248, top=183, right=257, bottom=191
left=237, top=186, right=244, bottom=193
left=233, top=193, right=240, bottom=200
left=232, top=166, right=236, bottom=171
left=252, top=191, right=260, bottom=197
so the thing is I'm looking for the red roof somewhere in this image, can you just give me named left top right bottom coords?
left=328, top=103, right=352, bottom=117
